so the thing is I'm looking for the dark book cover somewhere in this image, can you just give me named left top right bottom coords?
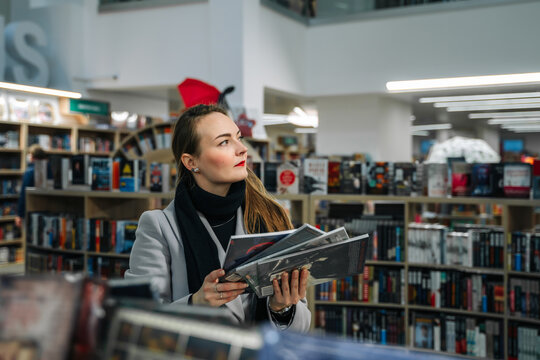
left=340, top=161, right=362, bottom=194
left=471, top=164, right=493, bottom=197
left=91, top=158, right=112, bottom=191
left=263, top=162, right=279, bottom=193
left=71, top=155, right=88, bottom=185
left=393, top=162, right=415, bottom=196
left=327, top=161, right=341, bottom=193
left=491, top=163, right=505, bottom=197
left=366, top=162, right=390, bottom=195
left=149, top=162, right=163, bottom=192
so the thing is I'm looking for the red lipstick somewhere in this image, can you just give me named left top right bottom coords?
left=235, top=160, right=246, bottom=167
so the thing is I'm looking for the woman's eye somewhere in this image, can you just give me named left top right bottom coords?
left=219, top=140, right=229, bottom=146
left=239, top=136, right=245, bottom=142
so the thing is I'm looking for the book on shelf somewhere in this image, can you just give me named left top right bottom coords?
left=393, top=162, right=416, bottom=196
left=150, top=162, right=170, bottom=192
left=508, top=323, right=540, bottom=360
left=71, top=154, right=90, bottom=185
left=509, top=231, right=540, bottom=273
left=119, top=159, right=140, bottom=192
left=262, top=162, right=279, bottom=193
left=450, top=162, right=471, bottom=197
left=90, top=158, right=112, bottom=191
left=303, top=158, right=328, bottom=194
left=503, top=163, right=532, bottom=198
left=508, top=277, right=539, bottom=319
left=50, top=155, right=70, bottom=190
left=34, top=159, right=48, bottom=189
left=341, top=160, right=363, bottom=194
left=327, top=161, right=341, bottom=193
left=533, top=159, right=540, bottom=199
left=365, top=162, right=390, bottom=195
left=0, top=178, right=21, bottom=195
left=222, top=225, right=370, bottom=298
left=277, top=160, right=301, bottom=194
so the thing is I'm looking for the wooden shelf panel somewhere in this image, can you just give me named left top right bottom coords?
left=507, top=316, right=540, bottom=325
left=315, top=301, right=404, bottom=309
left=27, top=188, right=174, bottom=199
left=0, top=262, right=24, bottom=275
left=507, top=271, right=540, bottom=279
left=0, top=194, right=19, bottom=199
left=408, top=263, right=504, bottom=275
left=310, top=194, right=540, bottom=207
left=0, top=239, right=23, bottom=246
left=408, top=305, right=504, bottom=319
left=0, top=148, right=22, bottom=153
left=0, top=216, right=17, bottom=222
left=0, top=170, right=23, bottom=175
left=86, top=251, right=130, bottom=259
left=408, top=347, right=485, bottom=360
left=27, top=244, right=85, bottom=256
left=365, top=260, right=404, bottom=267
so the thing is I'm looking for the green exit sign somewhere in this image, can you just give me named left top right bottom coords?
left=69, top=99, right=110, bottom=116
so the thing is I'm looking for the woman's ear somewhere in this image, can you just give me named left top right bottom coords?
left=181, top=153, right=197, bottom=172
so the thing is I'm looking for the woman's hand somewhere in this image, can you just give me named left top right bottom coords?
left=269, top=268, right=309, bottom=312
left=192, top=269, right=249, bottom=307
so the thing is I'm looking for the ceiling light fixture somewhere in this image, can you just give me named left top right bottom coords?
left=420, top=92, right=540, bottom=103
left=447, top=103, right=540, bottom=112
left=501, top=124, right=540, bottom=129
left=386, top=72, right=540, bottom=92
left=0, top=81, right=82, bottom=98
left=411, top=130, right=429, bottom=136
left=469, top=111, right=540, bottom=119
left=411, top=123, right=452, bottom=131
left=487, top=118, right=540, bottom=125
left=434, top=98, right=540, bottom=108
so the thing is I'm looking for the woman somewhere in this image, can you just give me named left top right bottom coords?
left=125, top=104, right=311, bottom=331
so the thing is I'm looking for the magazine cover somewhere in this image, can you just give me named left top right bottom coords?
left=222, top=229, right=295, bottom=274
left=327, top=161, right=341, bottom=193
left=119, top=159, right=139, bottom=192
left=533, top=160, right=540, bottom=199
left=252, top=233, right=370, bottom=298
left=341, top=161, right=363, bottom=194
left=303, top=158, right=328, bottom=194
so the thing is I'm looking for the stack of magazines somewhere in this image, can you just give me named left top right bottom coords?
left=222, top=224, right=370, bottom=297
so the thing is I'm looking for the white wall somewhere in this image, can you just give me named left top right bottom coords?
left=305, top=1, right=540, bottom=96
left=82, top=0, right=210, bottom=91
left=316, top=94, right=411, bottom=161
left=87, top=90, right=168, bottom=119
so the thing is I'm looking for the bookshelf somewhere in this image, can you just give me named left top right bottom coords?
left=309, top=194, right=540, bottom=359
left=0, top=119, right=134, bottom=274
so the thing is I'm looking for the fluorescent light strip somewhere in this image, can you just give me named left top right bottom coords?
left=411, top=130, right=429, bottom=136
left=411, top=123, right=452, bottom=131
left=420, top=92, right=540, bottom=103
left=386, top=72, right=540, bottom=92
left=501, top=124, right=540, bottom=130
left=487, top=118, right=540, bottom=125
left=469, top=111, right=540, bottom=119
left=294, top=128, right=317, bottom=134
left=435, top=98, right=540, bottom=108
left=448, top=103, right=540, bottom=112
left=512, top=129, right=540, bottom=133
left=0, top=81, right=82, bottom=98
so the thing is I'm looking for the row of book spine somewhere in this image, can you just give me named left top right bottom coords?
left=0, top=245, right=22, bottom=264
left=27, top=212, right=137, bottom=254
left=78, top=136, right=113, bottom=153
left=315, top=267, right=404, bottom=304
left=410, top=312, right=503, bottom=359
left=259, top=159, right=539, bottom=198
left=27, top=252, right=84, bottom=274
left=0, top=130, right=19, bottom=148
left=315, top=306, right=405, bottom=345
left=408, top=269, right=504, bottom=313
left=508, top=277, right=540, bottom=319
left=86, top=257, right=129, bottom=279
left=0, top=222, right=21, bottom=241
left=316, top=217, right=404, bottom=262
left=509, top=232, right=540, bottom=272
left=133, top=127, right=172, bottom=155
left=0, top=178, right=20, bottom=195
left=0, top=155, right=20, bottom=170
left=408, top=223, right=504, bottom=268
left=29, top=133, right=71, bottom=151
left=508, top=323, right=540, bottom=360
left=0, top=201, right=16, bottom=216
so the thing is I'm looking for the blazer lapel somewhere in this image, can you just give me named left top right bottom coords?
left=199, top=207, right=246, bottom=323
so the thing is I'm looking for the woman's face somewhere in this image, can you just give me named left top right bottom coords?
left=187, top=112, right=248, bottom=194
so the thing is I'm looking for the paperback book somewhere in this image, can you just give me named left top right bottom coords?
left=303, top=158, right=328, bottom=194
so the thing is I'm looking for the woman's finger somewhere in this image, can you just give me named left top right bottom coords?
left=281, top=272, right=290, bottom=300
left=290, top=269, right=299, bottom=299
left=299, top=269, right=309, bottom=298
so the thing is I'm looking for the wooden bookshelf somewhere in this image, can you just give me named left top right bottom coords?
left=507, top=316, right=540, bottom=326
left=407, top=305, right=505, bottom=319
left=315, top=301, right=405, bottom=309
left=507, top=271, right=540, bottom=278
left=408, top=263, right=505, bottom=275
left=0, top=262, right=24, bottom=275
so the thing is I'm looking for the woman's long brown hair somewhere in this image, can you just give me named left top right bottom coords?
left=172, top=104, right=292, bottom=233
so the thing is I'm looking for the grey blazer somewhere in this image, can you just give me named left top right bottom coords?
left=125, top=200, right=311, bottom=331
